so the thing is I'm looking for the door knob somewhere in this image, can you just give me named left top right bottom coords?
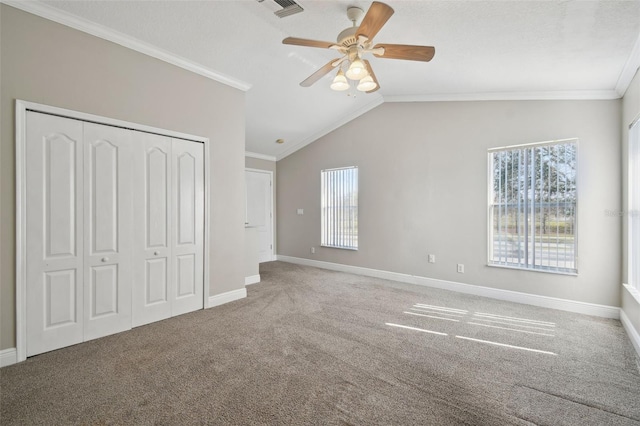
left=101, top=257, right=109, bottom=262
left=154, top=251, right=159, bottom=256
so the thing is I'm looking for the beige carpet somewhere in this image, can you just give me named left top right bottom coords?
left=2, top=261, right=639, bottom=425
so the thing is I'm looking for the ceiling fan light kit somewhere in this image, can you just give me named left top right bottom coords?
left=282, top=1, right=435, bottom=94
left=345, top=57, right=366, bottom=80
left=330, top=69, right=350, bottom=91
left=357, top=74, right=377, bottom=92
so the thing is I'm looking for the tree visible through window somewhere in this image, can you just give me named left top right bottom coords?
left=321, top=167, right=358, bottom=250
left=489, top=140, right=577, bottom=273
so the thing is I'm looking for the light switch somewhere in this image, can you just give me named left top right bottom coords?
left=297, top=209, right=304, bottom=215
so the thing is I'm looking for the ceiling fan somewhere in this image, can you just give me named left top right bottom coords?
left=283, top=1, right=435, bottom=93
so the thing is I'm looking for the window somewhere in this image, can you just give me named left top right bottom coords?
left=489, top=140, right=577, bottom=274
left=630, top=120, right=640, bottom=291
left=321, top=166, right=358, bottom=250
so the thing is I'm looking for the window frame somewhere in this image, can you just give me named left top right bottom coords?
left=487, top=139, right=578, bottom=275
left=628, top=118, right=640, bottom=293
left=321, top=166, right=359, bottom=250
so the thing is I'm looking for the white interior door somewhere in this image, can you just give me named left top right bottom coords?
left=132, top=132, right=173, bottom=327
left=26, top=112, right=84, bottom=356
left=23, top=106, right=207, bottom=357
left=245, top=170, right=273, bottom=263
left=82, top=123, right=133, bottom=341
left=171, top=139, right=204, bottom=316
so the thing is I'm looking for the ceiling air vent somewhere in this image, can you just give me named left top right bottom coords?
left=257, top=0, right=304, bottom=18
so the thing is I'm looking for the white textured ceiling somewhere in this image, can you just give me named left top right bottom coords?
left=33, top=1, right=640, bottom=158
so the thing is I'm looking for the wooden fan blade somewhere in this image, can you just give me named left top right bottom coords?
left=363, top=60, right=380, bottom=93
left=300, top=60, right=338, bottom=87
left=356, top=2, right=394, bottom=41
left=283, top=37, right=337, bottom=49
left=373, top=44, right=435, bottom=62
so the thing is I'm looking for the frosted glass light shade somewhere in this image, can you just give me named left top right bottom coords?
left=357, top=75, right=377, bottom=92
left=330, top=70, right=349, bottom=91
left=345, top=58, right=366, bottom=80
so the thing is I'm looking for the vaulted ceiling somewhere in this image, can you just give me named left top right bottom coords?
left=18, top=1, right=640, bottom=159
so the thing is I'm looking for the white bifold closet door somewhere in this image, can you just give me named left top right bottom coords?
left=82, top=123, right=133, bottom=341
left=25, top=111, right=204, bottom=357
left=26, top=113, right=84, bottom=356
left=26, top=113, right=133, bottom=356
left=132, top=134, right=204, bottom=327
left=170, top=138, right=204, bottom=316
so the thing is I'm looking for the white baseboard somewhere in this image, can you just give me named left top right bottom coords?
left=620, top=309, right=640, bottom=359
left=0, top=348, right=17, bottom=367
left=413, top=276, right=619, bottom=319
left=277, top=255, right=416, bottom=284
left=207, top=288, right=247, bottom=308
left=276, top=255, right=620, bottom=319
left=245, top=275, right=261, bottom=285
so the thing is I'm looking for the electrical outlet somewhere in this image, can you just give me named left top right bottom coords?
left=428, top=254, right=435, bottom=263
left=457, top=264, right=464, bottom=273
left=311, top=247, right=315, bottom=254
left=297, top=208, right=304, bottom=215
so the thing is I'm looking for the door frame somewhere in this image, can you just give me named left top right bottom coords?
left=245, top=168, right=275, bottom=262
left=15, top=99, right=211, bottom=363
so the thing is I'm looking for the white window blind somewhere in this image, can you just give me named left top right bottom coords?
left=489, top=140, right=577, bottom=274
left=630, top=120, right=640, bottom=291
left=321, top=166, right=358, bottom=250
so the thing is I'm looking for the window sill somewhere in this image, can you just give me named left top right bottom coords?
left=487, top=263, right=578, bottom=276
left=623, top=283, right=640, bottom=305
left=320, top=245, right=358, bottom=251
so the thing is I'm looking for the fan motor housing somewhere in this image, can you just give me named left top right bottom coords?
left=337, top=27, right=358, bottom=47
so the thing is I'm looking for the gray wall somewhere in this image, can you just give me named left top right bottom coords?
left=622, top=69, right=640, bottom=334
left=0, top=5, right=247, bottom=350
left=246, top=157, right=276, bottom=174
left=277, top=100, right=622, bottom=306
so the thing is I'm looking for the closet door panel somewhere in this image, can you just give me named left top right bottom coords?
left=171, top=139, right=204, bottom=316
left=83, top=123, right=133, bottom=341
left=132, top=132, right=173, bottom=327
left=26, top=112, right=84, bottom=357
left=90, top=265, right=118, bottom=316
left=176, top=254, right=195, bottom=297
left=146, top=258, right=168, bottom=303
left=147, top=148, right=169, bottom=248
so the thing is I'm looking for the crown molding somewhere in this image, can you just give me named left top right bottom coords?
left=270, top=87, right=620, bottom=161
left=245, top=151, right=276, bottom=162
left=275, top=95, right=384, bottom=161
left=384, top=90, right=621, bottom=103
left=1, top=0, right=251, bottom=92
left=616, top=32, right=640, bottom=97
